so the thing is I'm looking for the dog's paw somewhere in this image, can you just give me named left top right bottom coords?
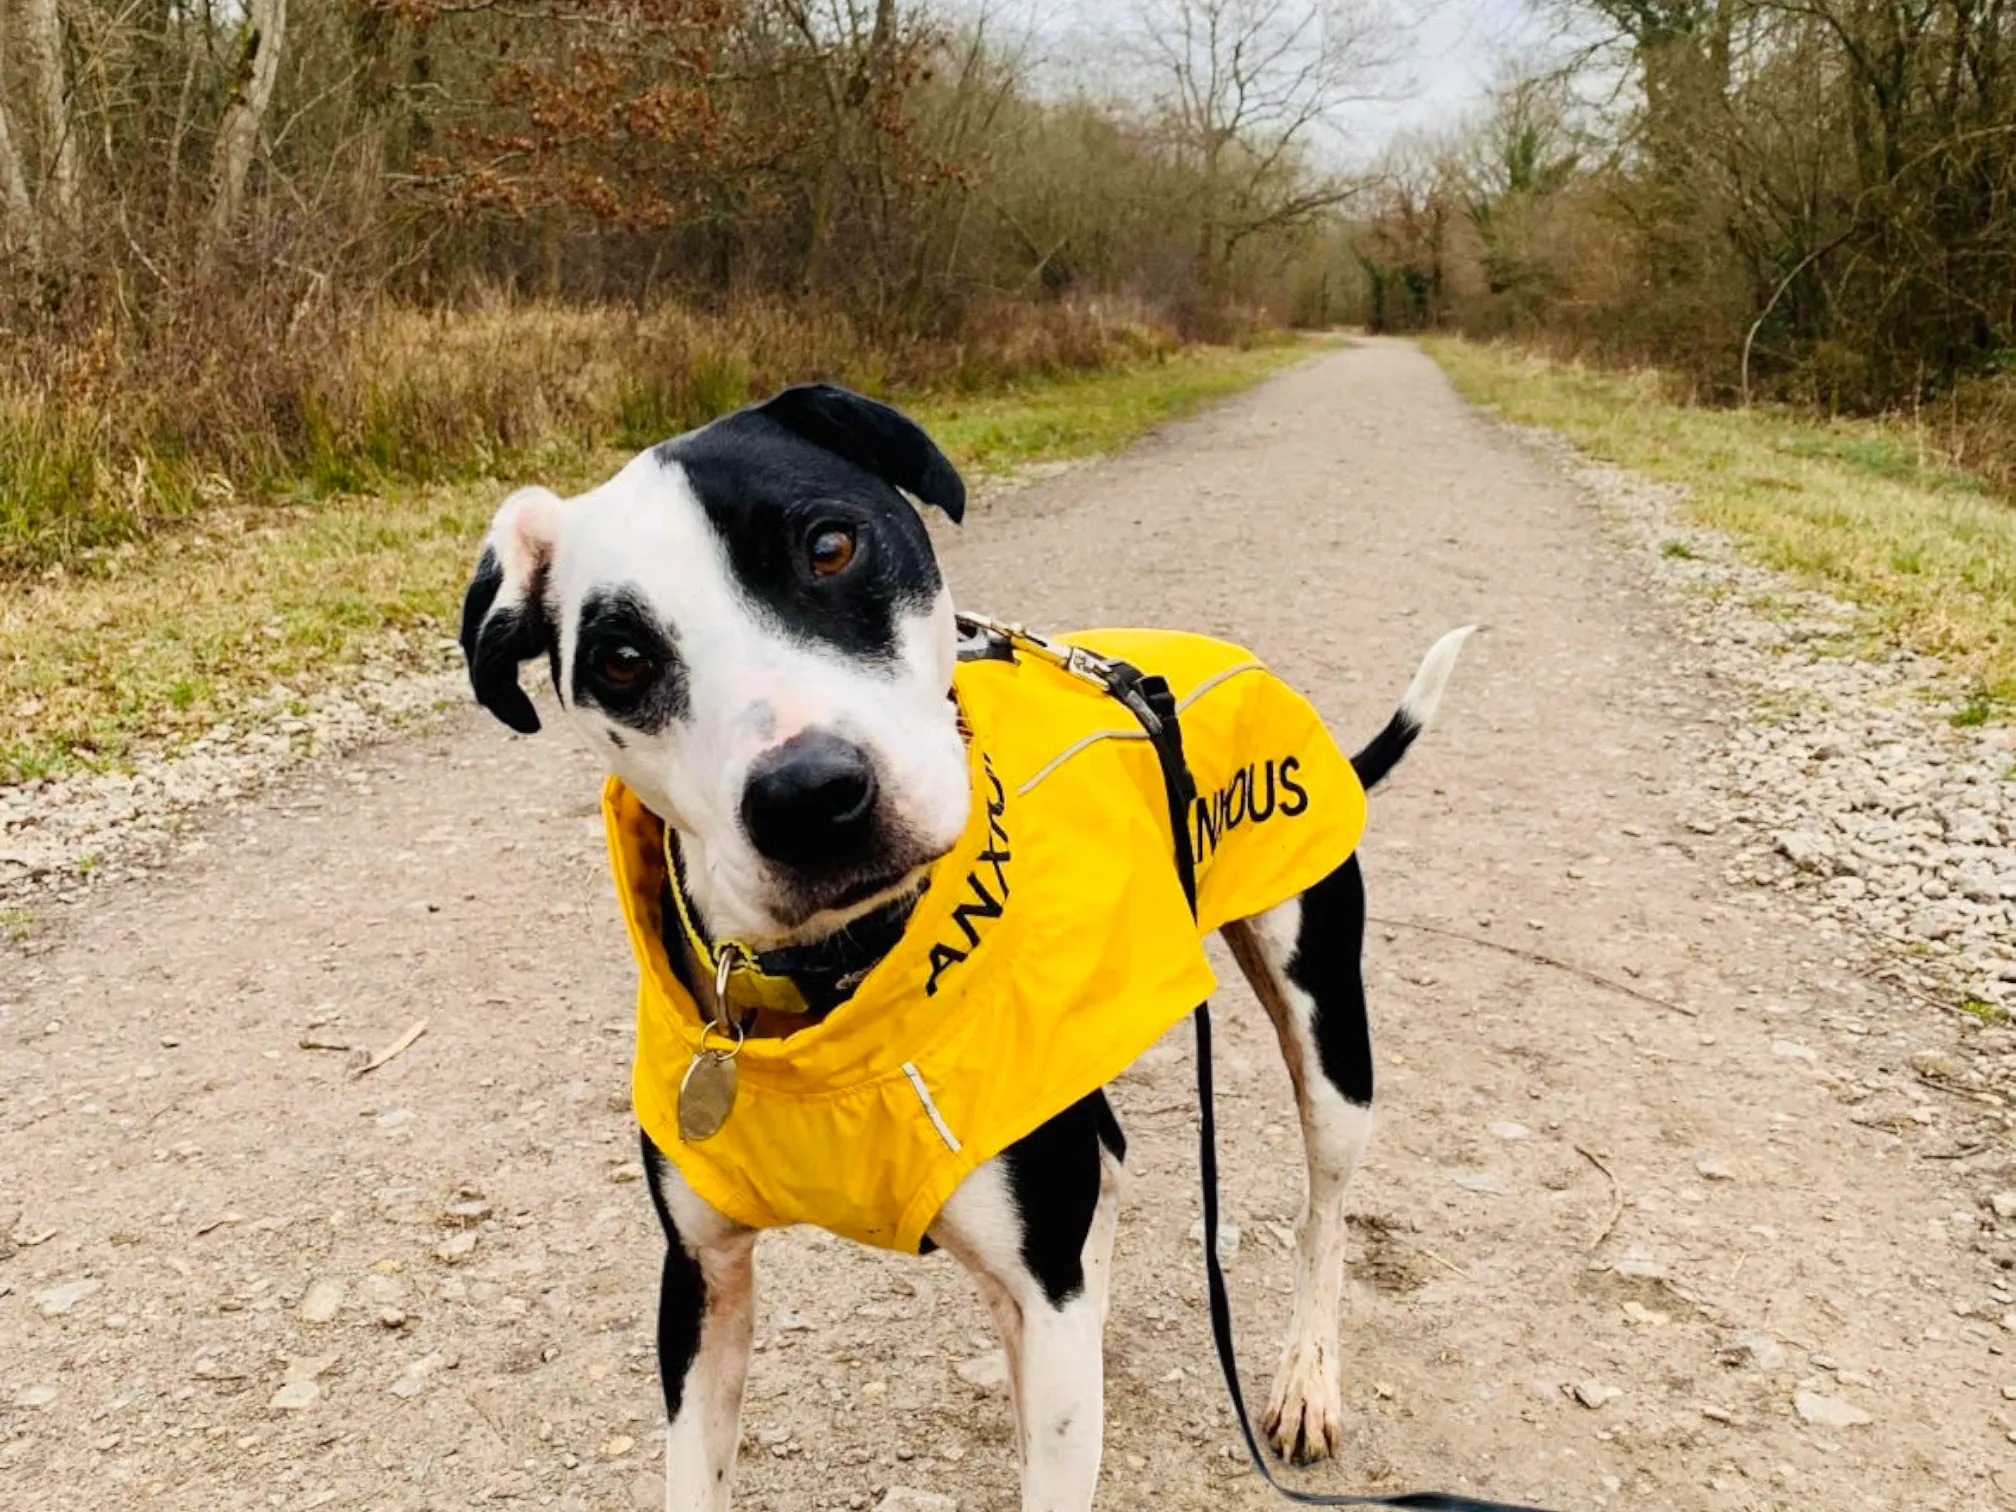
left=1261, top=1341, right=1343, bottom=1465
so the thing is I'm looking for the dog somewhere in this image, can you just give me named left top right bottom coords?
left=458, top=383, right=1472, bottom=1512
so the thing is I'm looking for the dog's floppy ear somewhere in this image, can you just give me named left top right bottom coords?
left=751, top=383, right=966, bottom=524
left=459, top=485, right=565, bottom=735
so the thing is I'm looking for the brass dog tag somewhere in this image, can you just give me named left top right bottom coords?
left=678, top=1051, right=739, bottom=1142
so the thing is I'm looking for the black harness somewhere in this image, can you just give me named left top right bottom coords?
left=1090, top=649, right=1564, bottom=1512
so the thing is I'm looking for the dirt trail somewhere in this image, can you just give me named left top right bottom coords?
left=3, top=341, right=2011, bottom=1512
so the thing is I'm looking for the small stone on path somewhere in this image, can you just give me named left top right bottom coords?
left=955, top=1352, right=1008, bottom=1391
left=34, top=1278, right=100, bottom=1317
left=877, top=1491, right=957, bottom=1512
left=1572, top=1380, right=1620, bottom=1409
left=1794, top=1391, right=1871, bottom=1429
left=269, top=1380, right=320, bottom=1411
left=389, top=1352, right=444, bottom=1399
left=1725, top=1333, right=1787, bottom=1371
left=1187, top=1218, right=1242, bottom=1260
left=300, top=1278, right=345, bottom=1323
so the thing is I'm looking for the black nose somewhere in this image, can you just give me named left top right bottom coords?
left=740, top=732, right=879, bottom=869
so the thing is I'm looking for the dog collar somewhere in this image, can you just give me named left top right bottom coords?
left=661, top=823, right=921, bottom=1022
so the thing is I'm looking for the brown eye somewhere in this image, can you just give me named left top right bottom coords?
left=808, top=525, right=858, bottom=577
left=594, top=644, right=650, bottom=687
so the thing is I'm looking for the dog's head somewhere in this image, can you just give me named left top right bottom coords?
left=460, top=384, right=972, bottom=948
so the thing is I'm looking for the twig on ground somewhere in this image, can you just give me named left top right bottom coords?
left=1402, top=1240, right=1473, bottom=1281
left=1574, top=1143, right=1624, bottom=1252
left=351, top=1018, right=428, bottom=1078
left=1914, top=1070, right=2009, bottom=1107
left=1372, top=916, right=1701, bottom=1018
left=1871, top=962, right=1974, bottom=1017
left=1920, top=1141, right=1989, bottom=1161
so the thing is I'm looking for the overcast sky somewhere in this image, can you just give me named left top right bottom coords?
left=1361, top=1, right=1552, bottom=144
left=993, top=0, right=1559, bottom=157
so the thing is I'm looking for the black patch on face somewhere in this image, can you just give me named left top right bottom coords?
left=571, top=586, right=690, bottom=733
left=659, top=411, right=948, bottom=665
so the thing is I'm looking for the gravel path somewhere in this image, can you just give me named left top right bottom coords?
left=3, top=340, right=2013, bottom=1512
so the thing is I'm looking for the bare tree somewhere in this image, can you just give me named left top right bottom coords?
left=1124, top=0, right=1397, bottom=296
left=210, top=0, right=289, bottom=234
left=20, top=0, right=77, bottom=219
left=0, top=20, right=38, bottom=254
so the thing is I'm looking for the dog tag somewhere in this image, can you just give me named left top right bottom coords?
left=678, top=1051, right=739, bottom=1142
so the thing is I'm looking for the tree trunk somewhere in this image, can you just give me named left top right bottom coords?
left=209, top=0, right=289, bottom=236
left=0, top=17, right=36, bottom=253
left=0, top=98, right=37, bottom=258
left=1196, top=136, right=1224, bottom=299
left=21, top=0, right=77, bottom=220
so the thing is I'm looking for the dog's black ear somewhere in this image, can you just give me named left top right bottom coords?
left=751, top=383, right=966, bottom=524
left=459, top=486, right=564, bottom=735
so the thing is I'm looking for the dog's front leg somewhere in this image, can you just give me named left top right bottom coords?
left=932, top=1095, right=1123, bottom=1512
left=644, top=1133, right=756, bottom=1512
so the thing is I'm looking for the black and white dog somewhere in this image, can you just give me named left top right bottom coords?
left=459, top=385, right=1471, bottom=1512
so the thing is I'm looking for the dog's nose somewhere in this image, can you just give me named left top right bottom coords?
left=741, top=732, right=879, bottom=869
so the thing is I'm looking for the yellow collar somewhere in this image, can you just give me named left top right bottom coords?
left=660, top=823, right=820, bottom=1021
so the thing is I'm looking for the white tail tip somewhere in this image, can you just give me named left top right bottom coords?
left=1398, top=624, right=1480, bottom=730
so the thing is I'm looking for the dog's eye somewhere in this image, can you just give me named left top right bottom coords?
left=808, top=525, right=858, bottom=578
left=593, top=644, right=651, bottom=688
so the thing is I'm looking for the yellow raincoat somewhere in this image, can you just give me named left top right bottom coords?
left=604, top=629, right=1366, bottom=1252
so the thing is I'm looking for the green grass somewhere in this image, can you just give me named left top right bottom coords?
left=0, top=341, right=1314, bottom=786
left=0, top=907, right=34, bottom=944
left=1949, top=690, right=2002, bottom=727
left=1428, top=338, right=2016, bottom=702
left=1959, top=998, right=2013, bottom=1026
left=919, top=342, right=1316, bottom=477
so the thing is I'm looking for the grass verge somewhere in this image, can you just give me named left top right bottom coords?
left=1428, top=338, right=2016, bottom=706
left=1, top=340, right=1315, bottom=786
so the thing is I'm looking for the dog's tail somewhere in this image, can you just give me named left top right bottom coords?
left=1350, top=625, right=1478, bottom=792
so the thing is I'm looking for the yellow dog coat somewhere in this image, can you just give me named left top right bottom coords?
left=604, top=628, right=1367, bottom=1252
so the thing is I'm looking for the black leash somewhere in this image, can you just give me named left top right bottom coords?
left=1096, top=656, right=1564, bottom=1512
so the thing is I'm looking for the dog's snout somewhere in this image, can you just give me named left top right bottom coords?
left=740, top=731, right=879, bottom=869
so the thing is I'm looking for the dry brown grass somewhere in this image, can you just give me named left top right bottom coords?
left=1, top=295, right=1182, bottom=574
left=1, top=338, right=1314, bottom=785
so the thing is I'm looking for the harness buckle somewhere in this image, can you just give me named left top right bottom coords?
left=956, top=611, right=1120, bottom=692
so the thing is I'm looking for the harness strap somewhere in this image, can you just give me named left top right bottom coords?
left=1096, top=652, right=1563, bottom=1512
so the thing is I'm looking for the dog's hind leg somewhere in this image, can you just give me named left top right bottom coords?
left=1222, top=854, right=1374, bottom=1466
left=931, top=1093, right=1124, bottom=1512
left=643, top=1133, right=757, bottom=1512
